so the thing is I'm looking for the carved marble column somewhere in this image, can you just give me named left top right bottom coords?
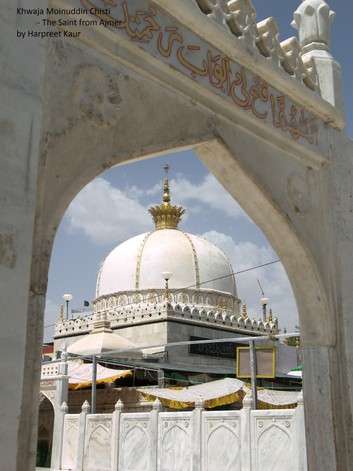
left=295, top=391, right=307, bottom=471
left=192, top=398, right=203, bottom=471
left=51, top=402, right=68, bottom=471
left=150, top=398, right=161, bottom=471
left=0, top=1, right=48, bottom=470
left=240, top=394, right=252, bottom=469
left=292, top=0, right=344, bottom=113
left=111, top=400, right=123, bottom=471
left=76, top=401, right=90, bottom=471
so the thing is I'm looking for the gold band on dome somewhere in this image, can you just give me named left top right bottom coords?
left=149, top=165, right=185, bottom=230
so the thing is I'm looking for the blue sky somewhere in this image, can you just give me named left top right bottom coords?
left=44, top=0, right=353, bottom=341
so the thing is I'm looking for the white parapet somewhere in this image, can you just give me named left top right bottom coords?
left=53, top=394, right=305, bottom=471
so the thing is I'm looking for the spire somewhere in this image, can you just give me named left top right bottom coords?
left=162, top=164, right=171, bottom=204
left=149, top=165, right=185, bottom=230
left=241, top=304, right=248, bottom=319
left=268, top=309, right=273, bottom=322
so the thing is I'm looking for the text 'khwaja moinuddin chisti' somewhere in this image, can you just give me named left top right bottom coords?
left=16, top=7, right=111, bottom=16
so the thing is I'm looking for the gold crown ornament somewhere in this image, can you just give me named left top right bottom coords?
left=149, top=165, right=185, bottom=230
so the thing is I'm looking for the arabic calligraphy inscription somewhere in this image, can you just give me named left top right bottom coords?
left=79, top=0, right=320, bottom=145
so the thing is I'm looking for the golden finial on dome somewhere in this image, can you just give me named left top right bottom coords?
left=149, top=165, right=185, bottom=230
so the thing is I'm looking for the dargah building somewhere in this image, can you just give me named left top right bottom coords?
left=53, top=170, right=288, bottom=383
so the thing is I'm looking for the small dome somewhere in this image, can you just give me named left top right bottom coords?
left=96, top=229, right=237, bottom=298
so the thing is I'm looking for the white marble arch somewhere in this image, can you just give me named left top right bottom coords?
left=205, top=424, right=241, bottom=471
left=83, top=417, right=112, bottom=471
left=256, top=424, right=293, bottom=471
left=39, top=391, right=56, bottom=411
left=61, top=414, right=79, bottom=471
left=159, top=418, right=192, bottom=471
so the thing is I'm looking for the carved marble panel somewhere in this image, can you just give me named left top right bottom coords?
left=119, top=413, right=151, bottom=471
left=251, top=412, right=296, bottom=471
left=62, top=415, right=79, bottom=470
left=158, top=412, right=192, bottom=471
left=203, top=412, right=242, bottom=471
left=83, top=415, right=112, bottom=471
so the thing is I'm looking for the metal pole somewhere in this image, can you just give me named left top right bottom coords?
left=91, top=355, right=97, bottom=414
left=65, top=300, right=69, bottom=320
left=158, top=369, right=164, bottom=388
left=249, top=340, right=258, bottom=410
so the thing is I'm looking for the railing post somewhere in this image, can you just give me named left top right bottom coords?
left=51, top=401, right=68, bottom=471
left=150, top=398, right=161, bottom=471
left=76, top=400, right=90, bottom=471
left=296, top=391, right=307, bottom=471
left=241, top=394, right=252, bottom=470
left=111, top=399, right=123, bottom=471
left=192, top=398, right=203, bottom=471
left=55, top=349, right=69, bottom=409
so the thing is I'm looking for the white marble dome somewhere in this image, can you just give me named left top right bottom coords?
left=96, top=229, right=237, bottom=298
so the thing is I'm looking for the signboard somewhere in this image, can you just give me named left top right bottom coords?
left=236, top=346, right=276, bottom=379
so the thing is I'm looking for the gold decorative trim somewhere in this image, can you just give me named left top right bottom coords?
left=95, top=260, right=105, bottom=297
left=183, top=232, right=200, bottom=289
left=135, top=232, right=152, bottom=290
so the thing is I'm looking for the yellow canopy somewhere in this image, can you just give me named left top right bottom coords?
left=67, top=361, right=132, bottom=390
left=138, top=378, right=245, bottom=409
left=138, top=379, right=300, bottom=410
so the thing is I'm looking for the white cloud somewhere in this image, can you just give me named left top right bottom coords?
left=66, top=178, right=151, bottom=244
left=171, top=174, right=244, bottom=219
left=147, top=174, right=245, bottom=220
left=64, top=173, right=246, bottom=245
left=202, top=230, right=298, bottom=331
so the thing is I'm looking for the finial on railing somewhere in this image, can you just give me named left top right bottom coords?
left=195, top=397, right=204, bottom=410
left=292, top=0, right=343, bottom=112
left=242, top=392, right=252, bottom=409
left=292, top=0, right=335, bottom=53
left=81, top=400, right=90, bottom=413
left=153, top=398, right=162, bottom=411
left=115, top=399, right=124, bottom=412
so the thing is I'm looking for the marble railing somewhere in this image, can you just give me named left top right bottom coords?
left=94, top=288, right=239, bottom=313
left=54, top=299, right=278, bottom=338
left=55, top=394, right=306, bottom=471
left=54, top=289, right=277, bottom=338
left=193, top=0, right=319, bottom=92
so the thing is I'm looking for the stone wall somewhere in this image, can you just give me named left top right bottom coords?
left=54, top=395, right=306, bottom=471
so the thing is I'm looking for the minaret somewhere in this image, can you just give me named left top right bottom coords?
left=291, top=0, right=344, bottom=113
left=149, top=165, right=185, bottom=230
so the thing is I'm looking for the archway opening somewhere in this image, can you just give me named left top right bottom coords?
left=36, top=396, right=54, bottom=468
left=43, top=147, right=313, bottom=396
